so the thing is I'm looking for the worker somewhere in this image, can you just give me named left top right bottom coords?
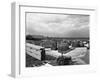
left=40, top=48, right=46, bottom=61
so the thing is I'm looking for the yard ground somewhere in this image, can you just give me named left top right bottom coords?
left=26, top=47, right=89, bottom=67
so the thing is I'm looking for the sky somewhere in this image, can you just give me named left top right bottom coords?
left=26, top=13, right=89, bottom=38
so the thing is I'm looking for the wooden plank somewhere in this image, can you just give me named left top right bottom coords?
left=26, top=43, right=42, bottom=60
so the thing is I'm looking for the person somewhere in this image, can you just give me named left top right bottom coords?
left=40, top=48, right=46, bottom=61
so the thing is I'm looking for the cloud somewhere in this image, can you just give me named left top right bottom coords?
left=26, top=13, right=89, bottom=37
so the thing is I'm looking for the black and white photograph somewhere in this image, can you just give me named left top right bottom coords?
left=26, top=12, right=90, bottom=67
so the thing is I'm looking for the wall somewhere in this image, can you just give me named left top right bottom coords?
left=0, top=0, right=100, bottom=80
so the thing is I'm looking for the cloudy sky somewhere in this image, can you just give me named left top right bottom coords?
left=26, top=13, right=89, bottom=38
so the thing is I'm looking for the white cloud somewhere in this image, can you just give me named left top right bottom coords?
left=26, top=13, right=89, bottom=37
